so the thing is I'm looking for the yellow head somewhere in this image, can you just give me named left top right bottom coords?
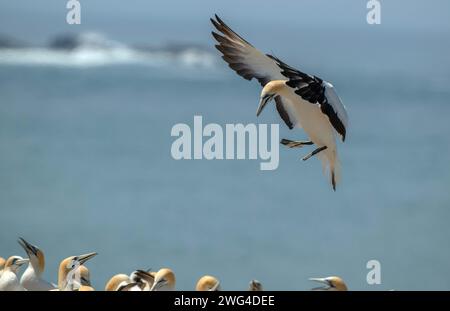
left=105, top=274, right=130, bottom=291
left=18, top=237, right=45, bottom=273
left=58, top=252, right=97, bottom=290
left=257, top=80, right=286, bottom=116
left=196, top=275, right=221, bottom=291
left=0, top=257, right=5, bottom=271
left=309, top=276, right=348, bottom=291
left=4, top=256, right=29, bottom=274
left=150, top=268, right=176, bottom=291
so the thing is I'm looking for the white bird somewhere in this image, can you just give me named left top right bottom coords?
left=211, top=15, right=348, bottom=190
left=18, top=237, right=56, bottom=291
left=196, top=275, right=221, bottom=291
left=57, top=252, right=97, bottom=291
left=309, top=276, right=348, bottom=291
left=0, top=256, right=29, bottom=291
left=150, top=268, right=176, bottom=291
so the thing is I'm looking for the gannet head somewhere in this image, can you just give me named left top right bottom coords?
left=18, top=237, right=45, bottom=274
left=0, top=257, right=5, bottom=271
left=195, top=275, right=221, bottom=291
left=105, top=274, right=131, bottom=291
left=4, top=256, right=29, bottom=274
left=150, top=268, right=176, bottom=291
left=248, top=279, right=263, bottom=291
left=257, top=80, right=286, bottom=116
left=58, top=252, right=97, bottom=290
left=77, top=265, right=95, bottom=291
left=78, top=265, right=91, bottom=286
left=309, top=276, right=348, bottom=291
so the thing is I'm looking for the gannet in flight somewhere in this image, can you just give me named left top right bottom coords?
left=0, top=256, right=29, bottom=291
left=150, top=268, right=176, bottom=291
left=18, top=237, right=56, bottom=291
left=309, top=276, right=348, bottom=291
left=195, top=275, right=221, bottom=291
left=77, top=265, right=94, bottom=291
left=248, top=279, right=263, bottom=291
left=57, top=252, right=97, bottom=291
left=211, top=15, right=348, bottom=190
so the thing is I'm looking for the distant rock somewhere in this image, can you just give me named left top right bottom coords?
left=0, top=34, right=27, bottom=48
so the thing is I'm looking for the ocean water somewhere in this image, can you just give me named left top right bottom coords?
left=1, top=27, right=450, bottom=291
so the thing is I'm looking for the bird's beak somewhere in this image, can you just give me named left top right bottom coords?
left=77, top=252, right=97, bottom=265
left=256, top=94, right=274, bottom=116
left=18, top=237, right=38, bottom=257
left=16, top=258, right=29, bottom=266
left=309, top=277, right=331, bottom=290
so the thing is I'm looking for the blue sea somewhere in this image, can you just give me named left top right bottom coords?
left=1, top=4, right=450, bottom=290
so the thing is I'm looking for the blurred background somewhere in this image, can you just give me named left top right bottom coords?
left=1, top=0, right=449, bottom=290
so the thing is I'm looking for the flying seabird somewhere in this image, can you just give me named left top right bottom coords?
left=0, top=256, right=29, bottom=291
left=211, top=15, right=348, bottom=190
left=18, top=237, right=57, bottom=291
left=309, top=276, right=348, bottom=291
left=150, top=268, right=176, bottom=291
left=195, top=275, right=221, bottom=291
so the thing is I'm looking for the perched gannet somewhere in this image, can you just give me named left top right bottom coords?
left=309, top=276, right=348, bottom=291
left=196, top=275, right=221, bottom=291
left=211, top=15, right=348, bottom=190
left=77, top=265, right=94, bottom=291
left=150, top=268, right=176, bottom=291
left=248, top=279, right=263, bottom=291
left=18, top=237, right=56, bottom=291
left=105, top=273, right=142, bottom=291
left=130, top=270, right=155, bottom=291
left=0, top=257, right=5, bottom=278
left=0, top=256, right=29, bottom=291
left=57, top=252, right=97, bottom=291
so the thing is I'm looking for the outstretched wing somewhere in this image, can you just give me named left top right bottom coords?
left=211, top=14, right=297, bottom=129
left=270, top=56, right=348, bottom=141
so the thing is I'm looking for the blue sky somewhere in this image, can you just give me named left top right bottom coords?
left=1, top=0, right=449, bottom=45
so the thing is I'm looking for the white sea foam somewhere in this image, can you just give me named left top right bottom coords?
left=0, top=33, right=216, bottom=68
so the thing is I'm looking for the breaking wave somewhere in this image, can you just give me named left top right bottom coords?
left=0, top=32, right=216, bottom=68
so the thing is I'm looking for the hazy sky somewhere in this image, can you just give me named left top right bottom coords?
left=1, top=0, right=450, bottom=45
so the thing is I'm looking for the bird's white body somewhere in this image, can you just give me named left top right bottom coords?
left=21, top=265, right=56, bottom=291
left=0, top=269, right=26, bottom=291
left=277, top=84, right=340, bottom=182
left=211, top=15, right=348, bottom=189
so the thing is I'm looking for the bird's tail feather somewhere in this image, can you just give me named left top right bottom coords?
left=318, top=149, right=341, bottom=191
